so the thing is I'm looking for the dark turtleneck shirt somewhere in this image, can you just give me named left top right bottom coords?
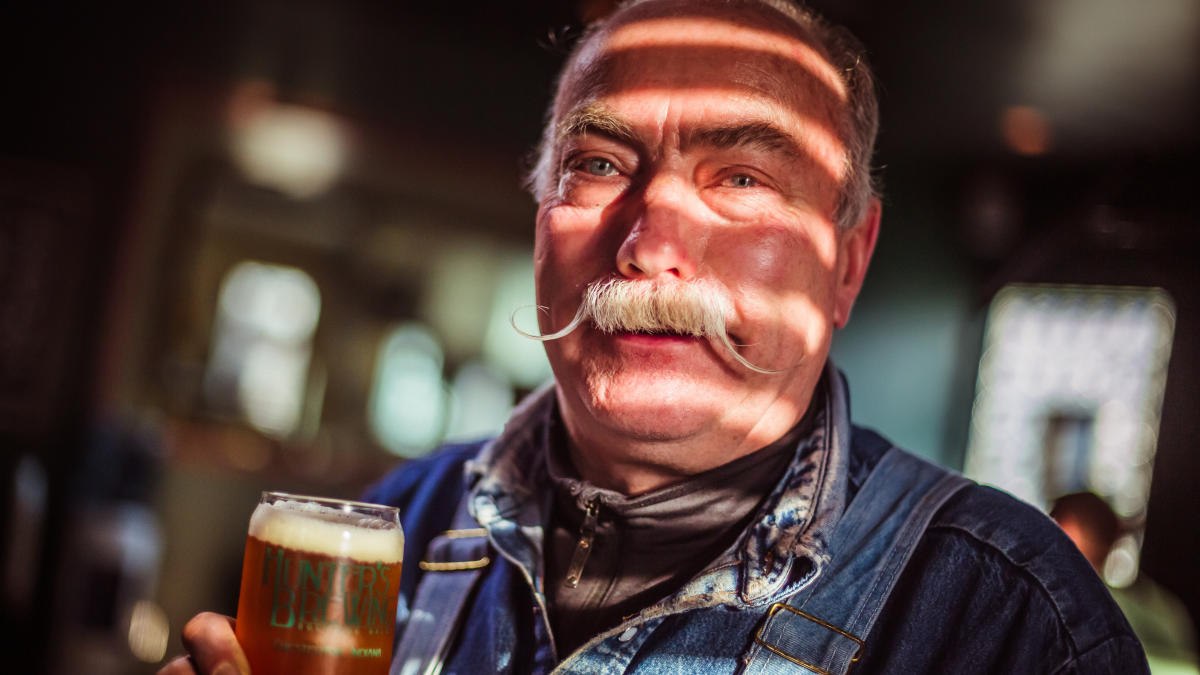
left=543, top=394, right=821, bottom=657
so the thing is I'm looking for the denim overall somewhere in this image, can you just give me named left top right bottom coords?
left=391, top=369, right=969, bottom=675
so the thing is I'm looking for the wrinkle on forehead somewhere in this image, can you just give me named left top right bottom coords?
left=564, top=43, right=845, bottom=129
left=603, top=15, right=847, bottom=103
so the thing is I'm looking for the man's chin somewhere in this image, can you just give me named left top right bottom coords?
left=578, top=373, right=730, bottom=438
left=591, top=408, right=716, bottom=445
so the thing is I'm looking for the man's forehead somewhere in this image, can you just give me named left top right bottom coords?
left=549, top=2, right=850, bottom=187
left=555, top=1, right=847, bottom=134
left=599, top=8, right=846, bottom=102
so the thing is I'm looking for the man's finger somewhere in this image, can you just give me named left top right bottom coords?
left=179, top=613, right=250, bottom=675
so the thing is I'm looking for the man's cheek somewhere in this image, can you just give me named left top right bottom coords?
left=714, top=231, right=812, bottom=288
left=544, top=215, right=618, bottom=274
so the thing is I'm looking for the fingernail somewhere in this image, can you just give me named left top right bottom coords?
left=213, top=663, right=240, bottom=675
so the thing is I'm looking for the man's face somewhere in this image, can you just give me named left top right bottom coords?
left=535, top=0, right=877, bottom=452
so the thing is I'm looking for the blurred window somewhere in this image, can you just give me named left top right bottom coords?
left=368, top=323, right=448, bottom=457
left=204, top=261, right=321, bottom=438
left=445, top=361, right=514, bottom=443
left=965, top=284, right=1174, bottom=585
left=482, top=256, right=554, bottom=388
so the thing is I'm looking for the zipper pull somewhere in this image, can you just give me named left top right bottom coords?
left=564, top=499, right=599, bottom=588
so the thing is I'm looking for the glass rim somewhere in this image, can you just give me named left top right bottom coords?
left=260, top=491, right=400, bottom=516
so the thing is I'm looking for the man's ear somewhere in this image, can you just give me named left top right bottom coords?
left=832, top=198, right=881, bottom=329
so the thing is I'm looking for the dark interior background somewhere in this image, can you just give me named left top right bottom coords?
left=1, top=0, right=1196, bottom=672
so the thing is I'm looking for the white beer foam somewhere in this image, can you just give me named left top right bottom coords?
left=248, top=499, right=404, bottom=563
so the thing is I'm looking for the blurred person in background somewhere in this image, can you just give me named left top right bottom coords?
left=1053, top=492, right=1199, bottom=674
left=164, top=0, right=1148, bottom=672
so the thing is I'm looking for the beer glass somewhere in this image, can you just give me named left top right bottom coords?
left=235, top=492, right=404, bottom=675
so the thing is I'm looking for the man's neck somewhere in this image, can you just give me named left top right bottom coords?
left=557, top=378, right=826, bottom=496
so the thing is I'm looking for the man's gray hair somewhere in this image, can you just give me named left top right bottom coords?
left=524, top=0, right=880, bottom=230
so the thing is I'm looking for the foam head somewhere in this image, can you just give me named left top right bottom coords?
left=248, top=496, right=404, bottom=563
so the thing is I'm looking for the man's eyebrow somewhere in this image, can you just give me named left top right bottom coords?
left=556, top=103, right=639, bottom=148
left=554, top=108, right=806, bottom=164
left=686, top=121, right=804, bottom=161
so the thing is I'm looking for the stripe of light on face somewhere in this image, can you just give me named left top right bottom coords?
left=604, top=16, right=849, bottom=103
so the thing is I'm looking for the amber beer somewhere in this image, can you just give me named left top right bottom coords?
left=235, top=492, right=404, bottom=675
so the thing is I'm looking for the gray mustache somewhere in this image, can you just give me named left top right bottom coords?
left=513, top=277, right=779, bottom=374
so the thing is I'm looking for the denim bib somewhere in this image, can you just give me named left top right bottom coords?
left=395, top=446, right=966, bottom=675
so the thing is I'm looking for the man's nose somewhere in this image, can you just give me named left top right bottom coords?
left=615, top=174, right=702, bottom=280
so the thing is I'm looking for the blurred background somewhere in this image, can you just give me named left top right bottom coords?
left=0, top=0, right=1196, bottom=672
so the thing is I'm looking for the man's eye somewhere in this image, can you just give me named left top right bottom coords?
left=582, top=157, right=618, bottom=176
left=725, top=173, right=758, bottom=188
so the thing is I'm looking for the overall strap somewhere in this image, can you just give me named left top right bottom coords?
left=391, top=494, right=490, bottom=675
left=746, top=448, right=970, bottom=675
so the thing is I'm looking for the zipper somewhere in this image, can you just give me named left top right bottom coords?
left=564, top=498, right=599, bottom=588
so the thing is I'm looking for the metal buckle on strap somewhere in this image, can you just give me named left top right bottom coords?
left=418, top=528, right=490, bottom=571
left=754, top=603, right=865, bottom=675
left=418, top=558, right=490, bottom=571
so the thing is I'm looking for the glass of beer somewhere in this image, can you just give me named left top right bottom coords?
left=235, top=492, right=404, bottom=675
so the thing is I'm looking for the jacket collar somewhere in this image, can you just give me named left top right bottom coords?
left=738, top=362, right=851, bottom=603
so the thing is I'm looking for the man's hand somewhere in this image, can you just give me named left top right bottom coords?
left=157, top=613, right=251, bottom=675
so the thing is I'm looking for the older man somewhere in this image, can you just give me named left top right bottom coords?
left=167, top=1, right=1146, bottom=673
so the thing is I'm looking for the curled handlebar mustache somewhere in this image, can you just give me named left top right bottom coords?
left=511, top=277, right=781, bottom=374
